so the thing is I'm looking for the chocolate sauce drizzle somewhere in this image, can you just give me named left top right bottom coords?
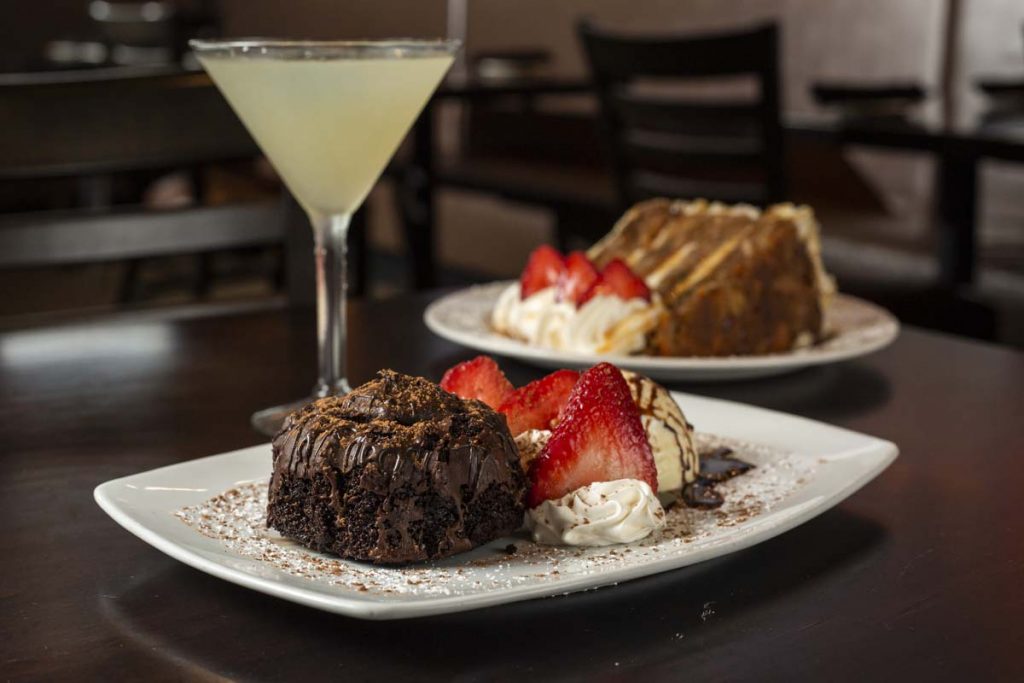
left=681, top=446, right=755, bottom=509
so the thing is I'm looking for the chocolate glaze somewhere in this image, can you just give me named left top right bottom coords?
left=698, top=447, right=755, bottom=482
left=681, top=447, right=755, bottom=509
left=680, top=480, right=725, bottom=508
left=268, top=370, right=527, bottom=564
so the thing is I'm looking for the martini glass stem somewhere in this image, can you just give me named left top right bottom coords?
left=311, top=211, right=352, bottom=397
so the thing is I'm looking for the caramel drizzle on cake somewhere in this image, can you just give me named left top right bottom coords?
left=588, top=199, right=836, bottom=357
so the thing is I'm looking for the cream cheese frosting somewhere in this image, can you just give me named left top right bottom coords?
left=526, top=478, right=666, bottom=546
left=492, top=284, right=662, bottom=355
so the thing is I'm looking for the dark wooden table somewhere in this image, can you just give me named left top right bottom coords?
left=2, top=294, right=1023, bottom=681
left=787, top=112, right=1024, bottom=287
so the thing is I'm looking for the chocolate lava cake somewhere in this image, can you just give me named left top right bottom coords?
left=267, top=370, right=527, bottom=564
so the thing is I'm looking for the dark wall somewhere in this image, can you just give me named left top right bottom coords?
left=0, top=0, right=447, bottom=72
left=0, top=0, right=96, bottom=71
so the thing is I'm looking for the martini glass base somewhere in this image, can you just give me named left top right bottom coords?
left=251, top=398, right=312, bottom=437
left=251, top=381, right=352, bottom=437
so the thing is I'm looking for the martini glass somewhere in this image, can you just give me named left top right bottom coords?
left=191, top=38, right=459, bottom=435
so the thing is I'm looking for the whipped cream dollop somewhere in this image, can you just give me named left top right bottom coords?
left=492, top=284, right=663, bottom=355
left=526, top=478, right=666, bottom=546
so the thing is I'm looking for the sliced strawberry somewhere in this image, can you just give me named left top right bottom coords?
left=578, top=279, right=614, bottom=304
left=556, top=251, right=600, bottom=305
left=520, top=245, right=565, bottom=299
left=579, top=258, right=651, bottom=306
left=439, top=355, right=514, bottom=410
left=498, top=369, right=580, bottom=436
left=601, top=259, right=651, bottom=300
left=527, top=362, right=657, bottom=507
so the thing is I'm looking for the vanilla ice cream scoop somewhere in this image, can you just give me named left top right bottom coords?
left=620, top=370, right=699, bottom=491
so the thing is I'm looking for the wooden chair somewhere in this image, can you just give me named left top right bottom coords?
left=578, top=21, right=785, bottom=209
left=0, top=66, right=376, bottom=313
left=0, top=67, right=256, bottom=181
left=0, top=66, right=282, bottom=305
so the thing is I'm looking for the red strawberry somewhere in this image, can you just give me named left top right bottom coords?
left=520, top=245, right=565, bottom=299
left=498, top=369, right=580, bottom=436
left=439, top=355, right=514, bottom=410
left=580, top=258, right=651, bottom=306
left=556, top=251, right=600, bottom=305
left=527, top=362, right=657, bottom=507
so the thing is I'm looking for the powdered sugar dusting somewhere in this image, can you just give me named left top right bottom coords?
left=174, top=434, right=815, bottom=599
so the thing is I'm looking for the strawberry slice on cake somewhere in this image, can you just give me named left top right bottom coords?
left=438, top=356, right=695, bottom=547
left=493, top=248, right=662, bottom=355
left=555, top=251, right=601, bottom=305
left=580, top=258, right=651, bottom=306
left=497, top=368, right=580, bottom=436
left=519, top=245, right=565, bottom=299
left=439, top=355, right=514, bottom=410
left=527, top=362, right=657, bottom=507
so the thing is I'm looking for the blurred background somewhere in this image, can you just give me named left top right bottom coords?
left=2, top=0, right=1023, bottom=347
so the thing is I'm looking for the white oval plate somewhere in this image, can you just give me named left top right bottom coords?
left=424, top=282, right=900, bottom=381
left=95, top=391, right=897, bottom=620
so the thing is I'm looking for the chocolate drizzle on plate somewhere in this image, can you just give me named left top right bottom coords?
left=681, top=446, right=755, bottom=509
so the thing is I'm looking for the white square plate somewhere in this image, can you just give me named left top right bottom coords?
left=95, top=392, right=897, bottom=620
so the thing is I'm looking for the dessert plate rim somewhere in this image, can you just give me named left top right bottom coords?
left=94, top=391, right=898, bottom=620
left=423, top=281, right=899, bottom=381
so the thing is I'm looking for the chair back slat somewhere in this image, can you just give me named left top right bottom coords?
left=622, top=132, right=763, bottom=169
left=0, top=67, right=281, bottom=278
left=0, top=67, right=258, bottom=178
left=611, top=95, right=760, bottom=135
left=629, top=171, right=768, bottom=206
left=580, top=25, right=778, bottom=79
left=0, top=202, right=283, bottom=268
